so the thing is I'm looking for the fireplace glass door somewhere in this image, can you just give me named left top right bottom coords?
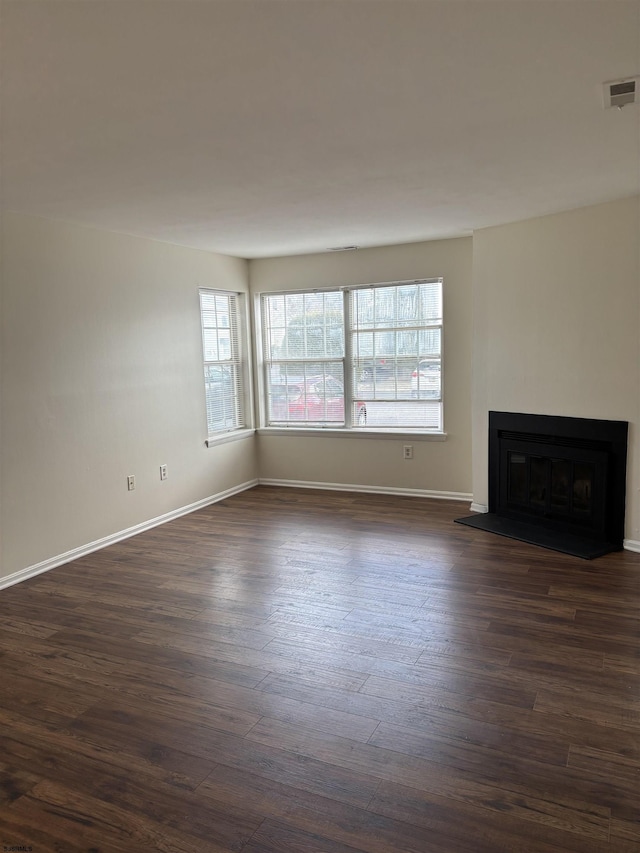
left=500, top=439, right=607, bottom=537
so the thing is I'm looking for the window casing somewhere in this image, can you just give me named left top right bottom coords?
left=261, top=279, right=443, bottom=431
left=199, top=289, right=247, bottom=438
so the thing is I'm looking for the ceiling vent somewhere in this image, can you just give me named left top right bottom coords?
left=603, top=76, right=640, bottom=109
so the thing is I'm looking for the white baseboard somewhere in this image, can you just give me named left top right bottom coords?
left=0, top=479, right=259, bottom=592
left=13, top=479, right=633, bottom=591
left=259, top=478, right=472, bottom=503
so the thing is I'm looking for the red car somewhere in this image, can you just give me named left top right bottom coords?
left=270, top=376, right=367, bottom=426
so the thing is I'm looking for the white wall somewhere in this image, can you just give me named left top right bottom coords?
left=471, top=196, right=640, bottom=541
left=0, top=213, right=258, bottom=581
left=5, top=196, right=636, bottom=581
left=250, top=238, right=473, bottom=496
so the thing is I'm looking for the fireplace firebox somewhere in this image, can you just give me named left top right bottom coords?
left=456, top=412, right=628, bottom=559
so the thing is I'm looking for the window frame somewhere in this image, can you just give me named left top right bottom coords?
left=258, top=279, right=444, bottom=435
left=199, top=288, right=253, bottom=445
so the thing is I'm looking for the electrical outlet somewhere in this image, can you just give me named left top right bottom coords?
left=403, top=445, right=413, bottom=460
left=160, top=464, right=167, bottom=481
left=127, top=474, right=136, bottom=491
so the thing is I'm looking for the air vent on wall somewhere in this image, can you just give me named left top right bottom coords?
left=603, top=76, right=640, bottom=109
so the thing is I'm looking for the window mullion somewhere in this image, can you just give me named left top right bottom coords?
left=343, top=289, right=353, bottom=428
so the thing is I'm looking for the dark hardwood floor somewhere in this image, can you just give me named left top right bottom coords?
left=1, top=485, right=639, bottom=852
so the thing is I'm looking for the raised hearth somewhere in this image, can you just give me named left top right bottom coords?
left=456, top=411, right=628, bottom=559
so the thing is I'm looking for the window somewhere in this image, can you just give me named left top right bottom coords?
left=199, top=289, right=247, bottom=438
left=261, top=279, right=443, bottom=431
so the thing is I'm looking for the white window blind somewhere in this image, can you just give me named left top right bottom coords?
left=199, top=289, right=246, bottom=437
left=350, top=280, right=443, bottom=430
left=262, top=291, right=348, bottom=426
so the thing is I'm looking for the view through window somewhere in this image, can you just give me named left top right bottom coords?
left=261, top=279, right=443, bottom=430
left=199, top=289, right=247, bottom=437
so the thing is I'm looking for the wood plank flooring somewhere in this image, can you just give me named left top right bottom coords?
left=1, top=484, right=639, bottom=852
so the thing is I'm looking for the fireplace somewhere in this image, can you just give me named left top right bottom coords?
left=456, top=412, right=628, bottom=559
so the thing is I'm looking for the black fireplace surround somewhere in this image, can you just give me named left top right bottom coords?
left=456, top=411, right=628, bottom=559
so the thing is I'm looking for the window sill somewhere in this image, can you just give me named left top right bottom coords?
left=257, top=427, right=447, bottom=441
left=205, top=428, right=256, bottom=448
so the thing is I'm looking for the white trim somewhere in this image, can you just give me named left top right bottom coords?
left=0, top=479, right=259, bottom=592
left=259, top=478, right=471, bottom=502
left=13, top=480, right=634, bottom=594
left=205, top=428, right=255, bottom=448
left=258, top=427, right=446, bottom=441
